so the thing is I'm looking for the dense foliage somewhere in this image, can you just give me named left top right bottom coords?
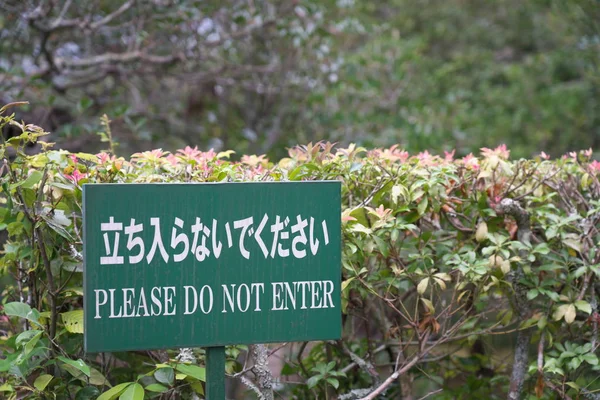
left=1, top=0, right=599, bottom=158
left=1, top=105, right=599, bottom=399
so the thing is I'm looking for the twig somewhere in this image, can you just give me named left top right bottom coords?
left=240, top=375, right=264, bottom=399
left=268, top=342, right=288, bottom=358
left=578, top=273, right=594, bottom=302
left=36, top=227, right=58, bottom=342
left=89, top=0, right=135, bottom=30
left=53, top=0, right=73, bottom=27
left=544, top=379, right=573, bottom=400
left=591, top=286, right=598, bottom=351
left=357, top=354, right=422, bottom=400
left=296, top=341, right=309, bottom=377
left=230, top=343, right=289, bottom=379
left=338, top=341, right=380, bottom=386
left=4, top=159, right=58, bottom=347
left=61, top=50, right=181, bottom=68
left=537, top=333, right=545, bottom=374
left=341, top=345, right=387, bottom=375
left=417, top=389, right=443, bottom=400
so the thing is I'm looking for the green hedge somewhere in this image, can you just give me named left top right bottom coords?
left=1, top=105, right=599, bottom=399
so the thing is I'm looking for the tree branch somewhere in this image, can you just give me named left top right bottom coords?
left=357, top=354, right=422, bottom=400
left=498, top=198, right=533, bottom=400
left=89, top=0, right=136, bottom=31
left=338, top=340, right=380, bottom=386
left=60, top=50, right=182, bottom=68
left=249, top=344, right=274, bottom=400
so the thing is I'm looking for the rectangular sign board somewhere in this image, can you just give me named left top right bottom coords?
left=83, top=182, right=341, bottom=352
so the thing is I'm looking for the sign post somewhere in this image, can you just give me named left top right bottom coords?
left=206, top=347, right=225, bottom=398
left=83, top=181, right=341, bottom=397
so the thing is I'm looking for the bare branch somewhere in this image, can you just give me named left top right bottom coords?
left=60, top=51, right=182, bottom=69
left=205, top=18, right=277, bottom=48
left=338, top=340, right=380, bottom=386
left=417, top=389, right=443, bottom=400
left=357, top=354, right=422, bottom=400
left=240, top=375, right=264, bottom=399
left=53, top=0, right=73, bottom=27
left=89, top=0, right=135, bottom=30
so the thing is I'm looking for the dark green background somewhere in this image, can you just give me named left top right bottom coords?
left=83, top=182, right=341, bottom=353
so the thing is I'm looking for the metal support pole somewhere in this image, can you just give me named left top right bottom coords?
left=206, top=346, right=225, bottom=399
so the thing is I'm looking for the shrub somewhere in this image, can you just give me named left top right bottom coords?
left=1, top=104, right=599, bottom=399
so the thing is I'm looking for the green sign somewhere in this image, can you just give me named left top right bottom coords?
left=83, top=182, right=341, bottom=352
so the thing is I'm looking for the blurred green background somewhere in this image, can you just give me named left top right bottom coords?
left=1, top=0, right=599, bottom=159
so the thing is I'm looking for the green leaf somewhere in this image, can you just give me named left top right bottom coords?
left=348, top=207, right=370, bottom=227
left=0, top=382, right=14, bottom=392
left=537, top=315, right=547, bottom=330
left=372, top=235, right=389, bottom=257
left=568, top=357, right=582, bottom=370
left=29, top=154, right=49, bottom=168
left=119, top=383, right=144, bottom=400
left=53, top=364, right=107, bottom=387
left=4, top=302, right=41, bottom=326
left=24, top=331, right=43, bottom=355
left=61, top=310, right=84, bottom=333
left=574, top=266, right=587, bottom=278
left=10, top=170, right=42, bottom=190
left=145, top=384, right=168, bottom=393
left=98, top=383, right=132, bottom=400
left=553, top=304, right=569, bottom=322
left=89, top=367, right=110, bottom=386
left=75, top=153, right=101, bottom=163
left=326, top=377, right=339, bottom=389
left=420, top=298, right=435, bottom=313
left=565, top=381, right=580, bottom=390
left=280, top=363, right=296, bottom=376
left=341, top=277, right=355, bottom=292
left=60, top=363, right=89, bottom=380
left=189, top=379, right=204, bottom=395
left=50, top=209, right=72, bottom=227
left=564, top=304, right=577, bottom=324
left=175, top=364, right=206, bottom=381
left=76, top=386, right=100, bottom=400
left=349, top=223, right=372, bottom=235
left=0, top=353, right=18, bottom=373
left=326, top=361, right=336, bottom=372
left=417, top=278, right=429, bottom=295
left=58, top=356, right=90, bottom=377
left=533, top=243, right=550, bottom=255
left=392, top=184, right=409, bottom=204
left=574, top=300, right=592, bottom=315
left=562, top=238, right=582, bottom=253
left=154, top=367, right=174, bottom=385
left=16, top=329, right=40, bottom=347
left=49, top=182, right=76, bottom=191
left=307, top=375, right=321, bottom=389
left=580, top=353, right=598, bottom=365
left=78, top=97, right=94, bottom=113
left=417, top=197, right=429, bottom=215
left=69, top=364, right=111, bottom=387
left=34, top=374, right=53, bottom=391
left=349, top=162, right=363, bottom=173
left=43, top=212, right=74, bottom=240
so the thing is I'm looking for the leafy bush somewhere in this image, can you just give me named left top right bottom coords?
left=1, top=105, right=599, bottom=399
